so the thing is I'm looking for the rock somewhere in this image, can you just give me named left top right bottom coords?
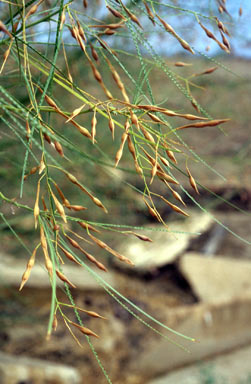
left=131, top=293, right=251, bottom=378
left=0, top=255, right=115, bottom=290
left=179, top=252, right=251, bottom=302
left=147, top=343, right=251, bottom=384
left=117, top=212, right=213, bottom=271
left=0, top=352, right=81, bottom=384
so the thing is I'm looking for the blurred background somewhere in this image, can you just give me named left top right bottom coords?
left=0, top=0, right=251, bottom=383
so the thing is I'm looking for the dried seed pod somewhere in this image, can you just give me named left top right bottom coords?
left=159, top=155, right=170, bottom=168
left=0, top=20, right=12, bottom=38
left=143, top=0, right=155, bottom=25
left=89, top=60, right=102, bottom=83
left=115, top=131, right=128, bottom=167
left=174, top=61, right=191, bottom=67
left=166, top=149, right=177, bottom=164
left=160, top=196, right=189, bottom=217
left=91, top=109, right=97, bottom=144
left=156, top=14, right=194, bottom=54
left=89, top=42, right=99, bottom=63
left=43, top=132, right=51, bottom=144
left=56, top=269, right=76, bottom=288
left=120, top=2, right=143, bottom=28
left=25, top=0, right=42, bottom=19
left=127, top=134, right=136, bottom=161
left=140, top=125, right=155, bottom=144
left=198, top=21, right=230, bottom=53
left=143, top=198, right=161, bottom=222
left=83, top=0, right=88, bottom=8
left=129, top=231, right=153, bottom=242
left=0, top=43, right=12, bottom=74
left=176, top=118, right=230, bottom=130
left=89, top=233, right=134, bottom=265
left=165, top=181, right=186, bottom=206
left=108, top=116, right=115, bottom=140
left=220, top=30, right=231, bottom=50
left=65, top=104, right=85, bottom=123
left=77, top=20, right=86, bottom=42
left=70, top=321, right=99, bottom=338
left=130, top=111, right=139, bottom=129
left=150, top=161, right=157, bottom=185
left=239, top=7, right=242, bottom=16
left=79, top=309, right=106, bottom=319
left=19, top=246, right=38, bottom=291
left=107, top=5, right=126, bottom=19
left=78, top=221, right=100, bottom=233
left=58, top=245, right=82, bottom=266
left=53, top=183, right=70, bottom=206
left=79, top=248, right=107, bottom=272
left=73, top=122, right=92, bottom=140
left=186, top=165, right=199, bottom=194
left=148, top=112, right=163, bottom=124
left=40, top=226, right=53, bottom=277
left=34, top=180, right=40, bottom=229
left=156, top=170, right=179, bottom=184
left=195, top=66, right=218, bottom=76
left=66, top=235, right=81, bottom=250
left=66, top=205, right=87, bottom=211
left=54, top=141, right=64, bottom=157
left=51, top=191, right=67, bottom=223
left=38, top=156, right=45, bottom=175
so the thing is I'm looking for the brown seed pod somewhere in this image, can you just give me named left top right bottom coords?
left=79, top=248, right=107, bottom=272
left=196, top=66, right=218, bottom=76
left=186, top=165, right=199, bottom=195
left=19, top=246, right=38, bottom=291
left=66, top=205, right=87, bottom=211
left=34, top=180, right=40, bottom=229
left=78, top=221, right=100, bottom=233
left=65, top=104, right=85, bottom=123
left=165, top=149, right=177, bottom=164
left=91, top=109, right=97, bottom=144
left=56, top=269, right=76, bottom=288
left=77, top=20, right=86, bottom=42
left=129, top=231, right=153, bottom=242
left=106, top=5, right=126, bottom=20
left=174, top=61, right=191, bottom=67
left=115, top=131, right=128, bottom=167
left=165, top=181, right=186, bottom=206
left=70, top=321, right=99, bottom=338
left=54, top=141, right=64, bottom=157
left=51, top=191, right=67, bottom=223
left=140, top=125, right=155, bottom=144
left=0, top=20, right=12, bottom=38
left=89, top=42, right=99, bottom=63
left=220, top=30, right=231, bottom=50
left=43, top=132, right=51, bottom=144
left=160, top=196, right=189, bottom=217
left=58, top=244, right=82, bottom=266
left=89, top=233, right=134, bottom=265
left=143, top=0, right=155, bottom=25
left=176, top=118, right=230, bottom=130
left=156, top=14, right=194, bottom=54
left=143, top=198, right=161, bottom=222
left=120, top=2, right=143, bottom=29
left=239, top=7, right=243, bottom=16
left=40, top=226, right=53, bottom=277
left=156, top=170, right=179, bottom=185
left=54, top=183, right=70, bottom=207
